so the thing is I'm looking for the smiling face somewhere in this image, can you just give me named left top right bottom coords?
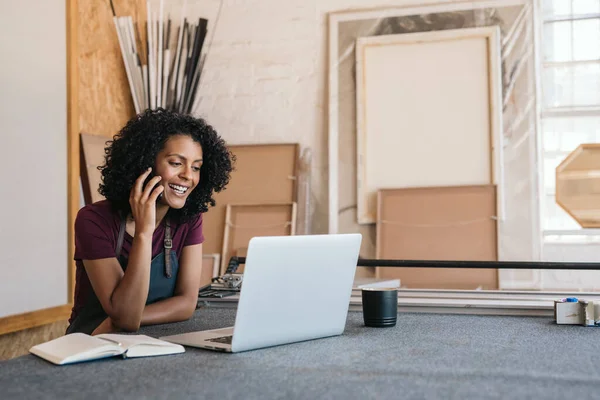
left=154, top=134, right=203, bottom=209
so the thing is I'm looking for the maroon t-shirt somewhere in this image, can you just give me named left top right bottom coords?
left=69, top=200, right=205, bottom=326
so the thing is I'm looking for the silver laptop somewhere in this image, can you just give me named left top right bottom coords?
left=160, top=233, right=362, bottom=353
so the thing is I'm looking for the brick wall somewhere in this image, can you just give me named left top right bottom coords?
left=163, top=0, right=455, bottom=234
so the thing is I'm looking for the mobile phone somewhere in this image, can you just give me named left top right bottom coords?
left=142, top=169, right=163, bottom=201
left=142, top=168, right=156, bottom=188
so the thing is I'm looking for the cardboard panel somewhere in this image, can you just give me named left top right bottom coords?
left=376, top=185, right=498, bottom=289
left=80, top=133, right=110, bottom=205
left=203, top=144, right=299, bottom=255
left=221, top=203, right=297, bottom=273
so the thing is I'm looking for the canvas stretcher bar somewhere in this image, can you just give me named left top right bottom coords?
left=220, top=202, right=297, bottom=274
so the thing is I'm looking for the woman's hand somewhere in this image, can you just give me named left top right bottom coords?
left=129, top=168, right=164, bottom=236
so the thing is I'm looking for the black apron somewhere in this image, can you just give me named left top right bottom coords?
left=66, top=218, right=179, bottom=334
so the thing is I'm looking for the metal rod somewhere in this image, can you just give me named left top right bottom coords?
left=541, top=106, right=600, bottom=118
left=542, top=13, right=600, bottom=23
left=354, top=259, right=600, bottom=270
left=232, top=257, right=600, bottom=270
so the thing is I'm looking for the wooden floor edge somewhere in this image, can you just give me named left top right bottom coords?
left=0, top=304, right=72, bottom=336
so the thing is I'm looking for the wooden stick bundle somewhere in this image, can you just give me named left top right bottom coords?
left=110, top=0, right=209, bottom=114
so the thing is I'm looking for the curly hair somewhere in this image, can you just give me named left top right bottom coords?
left=98, top=108, right=235, bottom=223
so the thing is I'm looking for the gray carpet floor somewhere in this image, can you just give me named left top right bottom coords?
left=2, top=307, right=600, bottom=399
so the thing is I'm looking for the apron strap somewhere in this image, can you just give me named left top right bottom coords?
left=115, top=218, right=126, bottom=259
left=164, top=219, right=173, bottom=278
left=115, top=214, right=173, bottom=278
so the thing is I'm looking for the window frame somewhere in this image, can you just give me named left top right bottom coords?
left=538, top=0, right=600, bottom=242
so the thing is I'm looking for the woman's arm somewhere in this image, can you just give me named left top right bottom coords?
left=85, top=169, right=164, bottom=332
left=84, top=233, right=152, bottom=331
left=91, top=243, right=203, bottom=335
left=140, top=243, right=204, bottom=325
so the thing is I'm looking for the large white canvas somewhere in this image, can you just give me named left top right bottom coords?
left=355, top=27, right=504, bottom=224
left=0, top=0, right=68, bottom=317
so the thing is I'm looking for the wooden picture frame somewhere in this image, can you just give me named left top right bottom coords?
left=220, top=202, right=297, bottom=274
left=355, top=27, right=504, bottom=224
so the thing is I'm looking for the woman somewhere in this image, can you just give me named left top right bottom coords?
left=67, top=108, right=234, bottom=335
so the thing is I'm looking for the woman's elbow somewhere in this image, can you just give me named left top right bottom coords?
left=115, top=320, right=141, bottom=332
left=183, top=297, right=197, bottom=319
left=111, top=315, right=142, bottom=332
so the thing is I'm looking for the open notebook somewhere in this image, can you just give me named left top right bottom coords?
left=30, top=333, right=185, bottom=365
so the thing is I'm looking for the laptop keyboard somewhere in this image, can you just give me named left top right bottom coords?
left=206, top=335, right=233, bottom=344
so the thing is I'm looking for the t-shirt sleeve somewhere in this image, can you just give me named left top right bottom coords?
left=183, top=213, right=205, bottom=246
left=74, top=207, right=117, bottom=260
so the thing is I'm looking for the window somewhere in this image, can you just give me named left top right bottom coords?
left=539, top=0, right=600, bottom=241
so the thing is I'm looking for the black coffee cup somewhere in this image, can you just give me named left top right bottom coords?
left=361, top=287, right=398, bottom=327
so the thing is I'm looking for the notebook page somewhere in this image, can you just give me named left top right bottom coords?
left=96, top=334, right=185, bottom=358
left=29, top=333, right=123, bottom=365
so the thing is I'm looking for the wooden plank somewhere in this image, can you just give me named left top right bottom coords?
left=0, top=305, right=72, bottom=336
left=78, top=0, right=147, bottom=136
left=66, top=0, right=79, bottom=304
left=376, top=185, right=499, bottom=290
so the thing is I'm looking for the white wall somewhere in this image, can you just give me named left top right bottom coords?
left=162, top=0, right=460, bottom=235
left=0, top=0, right=68, bottom=317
